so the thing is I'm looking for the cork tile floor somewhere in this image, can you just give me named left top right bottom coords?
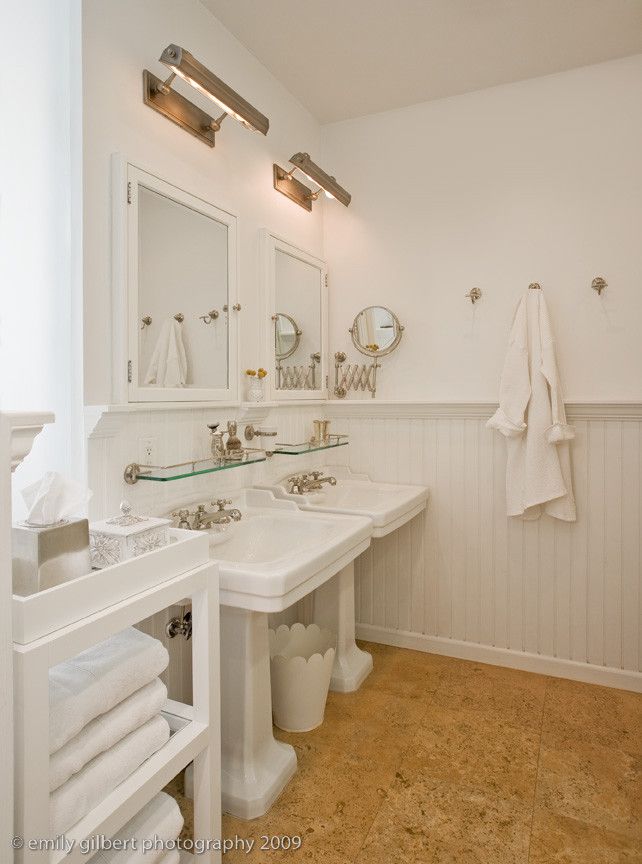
left=174, top=642, right=642, bottom=863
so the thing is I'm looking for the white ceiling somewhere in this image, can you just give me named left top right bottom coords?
left=200, top=0, right=642, bottom=123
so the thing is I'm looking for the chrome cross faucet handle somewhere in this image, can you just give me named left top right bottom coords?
left=171, top=508, right=192, bottom=529
left=287, top=474, right=307, bottom=495
left=310, top=471, right=337, bottom=485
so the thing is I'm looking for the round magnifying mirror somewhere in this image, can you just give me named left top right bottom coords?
left=350, top=306, right=404, bottom=357
left=274, top=312, right=302, bottom=360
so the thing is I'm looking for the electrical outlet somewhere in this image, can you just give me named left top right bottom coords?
left=139, top=436, right=156, bottom=466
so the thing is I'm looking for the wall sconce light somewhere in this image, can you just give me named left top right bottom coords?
left=273, top=152, right=351, bottom=211
left=143, top=44, right=269, bottom=147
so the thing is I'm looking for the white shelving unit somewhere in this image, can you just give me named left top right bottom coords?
left=13, top=533, right=220, bottom=864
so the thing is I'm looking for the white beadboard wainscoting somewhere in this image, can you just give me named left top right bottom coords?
left=85, top=402, right=326, bottom=702
left=327, top=402, right=642, bottom=692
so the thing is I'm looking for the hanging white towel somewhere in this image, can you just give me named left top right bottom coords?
left=50, top=715, right=170, bottom=835
left=87, top=791, right=183, bottom=864
left=144, top=318, right=188, bottom=387
left=50, top=677, right=168, bottom=791
left=49, top=627, right=169, bottom=754
left=487, top=289, right=576, bottom=521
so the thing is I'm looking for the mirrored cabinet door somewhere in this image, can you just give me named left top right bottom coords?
left=116, top=160, right=238, bottom=402
left=263, top=232, right=327, bottom=401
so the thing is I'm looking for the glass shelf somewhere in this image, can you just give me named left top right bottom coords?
left=128, top=452, right=266, bottom=483
left=272, top=435, right=349, bottom=456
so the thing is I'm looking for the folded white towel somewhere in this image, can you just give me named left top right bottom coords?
left=49, top=627, right=169, bottom=754
left=144, top=318, right=188, bottom=387
left=86, top=795, right=182, bottom=864
left=50, top=678, right=168, bottom=791
left=50, top=715, right=170, bottom=835
left=87, top=791, right=183, bottom=864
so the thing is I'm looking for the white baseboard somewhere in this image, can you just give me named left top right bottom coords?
left=356, top=624, right=642, bottom=693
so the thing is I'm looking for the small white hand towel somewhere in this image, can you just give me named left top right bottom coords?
left=487, top=289, right=576, bottom=521
left=50, top=715, right=170, bottom=835
left=144, top=318, right=188, bottom=387
left=49, top=627, right=169, bottom=754
left=50, top=678, right=168, bottom=791
left=86, top=791, right=183, bottom=864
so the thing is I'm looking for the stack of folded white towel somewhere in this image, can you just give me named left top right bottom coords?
left=49, top=627, right=171, bottom=836
left=87, top=791, right=184, bottom=864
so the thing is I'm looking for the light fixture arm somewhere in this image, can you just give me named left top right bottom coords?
left=155, top=72, right=176, bottom=95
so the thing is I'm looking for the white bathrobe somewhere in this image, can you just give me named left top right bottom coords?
left=487, top=289, right=576, bottom=522
left=144, top=318, right=188, bottom=387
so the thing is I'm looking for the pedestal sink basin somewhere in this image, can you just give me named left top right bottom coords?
left=201, top=490, right=371, bottom=820
left=256, top=466, right=429, bottom=695
left=257, top=465, right=429, bottom=538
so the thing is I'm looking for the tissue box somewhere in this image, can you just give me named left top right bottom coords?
left=12, top=518, right=92, bottom=596
left=89, top=509, right=171, bottom=569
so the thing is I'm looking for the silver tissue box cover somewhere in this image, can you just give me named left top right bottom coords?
left=12, top=518, right=92, bottom=596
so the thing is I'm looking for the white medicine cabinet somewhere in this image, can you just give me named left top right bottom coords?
left=112, top=157, right=239, bottom=403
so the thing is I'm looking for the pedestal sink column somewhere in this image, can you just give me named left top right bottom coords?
left=313, top=561, right=373, bottom=692
left=220, top=606, right=297, bottom=819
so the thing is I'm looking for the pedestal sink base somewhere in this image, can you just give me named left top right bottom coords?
left=313, top=561, right=373, bottom=693
left=220, top=606, right=297, bottom=820
left=222, top=739, right=297, bottom=821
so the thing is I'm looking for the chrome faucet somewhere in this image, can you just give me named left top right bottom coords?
left=287, top=471, right=337, bottom=495
left=171, top=499, right=242, bottom=530
left=210, top=498, right=242, bottom=523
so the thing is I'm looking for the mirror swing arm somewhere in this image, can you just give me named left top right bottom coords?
left=276, top=351, right=322, bottom=391
left=333, top=306, right=404, bottom=399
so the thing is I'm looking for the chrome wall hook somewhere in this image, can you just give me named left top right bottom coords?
left=592, top=276, right=608, bottom=296
left=465, top=287, right=482, bottom=304
left=199, top=309, right=219, bottom=324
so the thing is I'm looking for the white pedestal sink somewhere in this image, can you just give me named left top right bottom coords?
left=256, top=467, right=429, bottom=692
left=205, top=490, right=371, bottom=820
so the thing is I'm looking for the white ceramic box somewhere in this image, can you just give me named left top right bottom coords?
left=89, top=503, right=172, bottom=569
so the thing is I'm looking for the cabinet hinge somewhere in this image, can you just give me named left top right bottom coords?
left=324, top=273, right=328, bottom=288
left=127, top=360, right=132, bottom=383
left=325, top=374, right=329, bottom=388
left=127, top=182, right=132, bottom=204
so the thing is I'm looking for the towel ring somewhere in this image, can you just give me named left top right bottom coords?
left=141, top=315, right=153, bottom=329
left=199, top=309, right=219, bottom=324
left=174, top=313, right=184, bottom=323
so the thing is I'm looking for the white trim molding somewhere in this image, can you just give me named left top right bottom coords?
left=327, top=401, right=642, bottom=421
left=7, top=412, right=55, bottom=472
left=357, top=624, right=642, bottom=693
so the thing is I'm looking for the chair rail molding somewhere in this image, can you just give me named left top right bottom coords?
left=326, top=401, right=642, bottom=421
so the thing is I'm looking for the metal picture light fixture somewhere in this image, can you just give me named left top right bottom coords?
left=143, top=44, right=270, bottom=147
left=274, top=152, right=352, bottom=211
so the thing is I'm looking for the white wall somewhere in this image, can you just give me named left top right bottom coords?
left=322, top=55, right=642, bottom=402
left=1, top=0, right=84, bottom=517
left=83, top=0, right=324, bottom=405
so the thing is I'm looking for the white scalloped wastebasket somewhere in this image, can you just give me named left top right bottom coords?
left=269, top=623, right=337, bottom=732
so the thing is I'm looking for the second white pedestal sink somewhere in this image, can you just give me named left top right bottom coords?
left=204, top=490, right=371, bottom=820
left=256, top=466, right=429, bottom=693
